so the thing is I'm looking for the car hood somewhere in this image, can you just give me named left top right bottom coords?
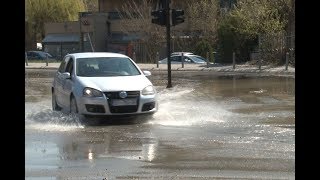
left=77, top=75, right=152, bottom=92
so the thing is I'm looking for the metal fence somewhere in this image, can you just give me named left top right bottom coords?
left=259, top=33, right=295, bottom=66
left=132, top=42, right=149, bottom=63
left=129, top=33, right=295, bottom=67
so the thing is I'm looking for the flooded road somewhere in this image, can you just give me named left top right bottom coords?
left=25, top=70, right=295, bottom=179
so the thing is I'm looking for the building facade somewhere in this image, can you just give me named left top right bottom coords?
left=42, top=0, right=235, bottom=61
left=42, top=22, right=82, bottom=60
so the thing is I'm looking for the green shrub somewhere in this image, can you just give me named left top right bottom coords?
left=217, top=22, right=235, bottom=63
left=194, top=40, right=214, bottom=62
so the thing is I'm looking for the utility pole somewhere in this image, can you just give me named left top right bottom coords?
left=165, top=0, right=172, bottom=88
left=151, top=0, right=184, bottom=88
left=79, top=12, right=84, bottom=52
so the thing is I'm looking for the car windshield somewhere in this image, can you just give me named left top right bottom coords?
left=76, top=57, right=141, bottom=77
left=193, top=55, right=207, bottom=61
left=188, top=56, right=206, bottom=63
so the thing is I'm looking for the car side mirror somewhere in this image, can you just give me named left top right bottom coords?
left=143, top=70, right=151, bottom=76
left=61, top=72, right=71, bottom=79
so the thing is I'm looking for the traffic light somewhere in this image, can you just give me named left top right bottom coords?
left=171, top=9, right=184, bottom=26
left=151, top=9, right=166, bottom=26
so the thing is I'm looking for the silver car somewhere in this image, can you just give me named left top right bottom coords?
left=158, top=54, right=207, bottom=64
left=52, top=52, right=158, bottom=119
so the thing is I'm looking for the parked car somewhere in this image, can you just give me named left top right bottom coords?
left=171, top=52, right=195, bottom=56
left=51, top=52, right=158, bottom=120
left=159, top=53, right=208, bottom=64
left=26, top=51, right=54, bottom=60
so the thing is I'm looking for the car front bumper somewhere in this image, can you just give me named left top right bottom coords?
left=76, top=93, right=157, bottom=116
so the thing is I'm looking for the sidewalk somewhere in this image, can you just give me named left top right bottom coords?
left=25, top=62, right=295, bottom=77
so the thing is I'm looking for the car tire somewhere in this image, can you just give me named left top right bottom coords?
left=52, top=92, right=61, bottom=111
left=70, top=96, right=92, bottom=125
left=70, top=95, right=78, bottom=114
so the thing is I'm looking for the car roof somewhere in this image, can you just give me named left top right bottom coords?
left=27, top=50, right=47, bottom=53
left=170, top=54, right=205, bottom=59
left=171, top=52, right=194, bottom=55
left=68, top=52, right=129, bottom=59
left=27, top=51, right=51, bottom=55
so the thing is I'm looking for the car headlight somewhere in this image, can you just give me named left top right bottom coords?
left=142, top=85, right=155, bottom=95
left=83, top=87, right=103, bottom=97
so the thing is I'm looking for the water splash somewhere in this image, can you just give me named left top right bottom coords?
left=151, top=86, right=228, bottom=126
left=25, top=101, right=84, bottom=131
left=249, top=89, right=267, bottom=94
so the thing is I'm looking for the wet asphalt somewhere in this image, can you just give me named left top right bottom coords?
left=25, top=68, right=295, bottom=179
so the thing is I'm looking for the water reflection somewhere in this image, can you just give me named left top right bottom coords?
left=56, top=125, right=159, bottom=163
left=88, top=151, right=93, bottom=161
left=143, top=142, right=158, bottom=162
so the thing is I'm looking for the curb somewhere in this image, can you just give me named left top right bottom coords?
left=25, top=64, right=295, bottom=77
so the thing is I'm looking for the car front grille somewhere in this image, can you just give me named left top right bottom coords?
left=104, top=91, right=140, bottom=113
left=85, top=104, right=105, bottom=113
left=104, top=91, right=140, bottom=99
left=109, top=105, right=138, bottom=113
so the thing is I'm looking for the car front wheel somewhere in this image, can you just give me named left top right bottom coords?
left=70, top=95, right=89, bottom=124
left=70, top=96, right=78, bottom=114
left=52, top=92, right=61, bottom=111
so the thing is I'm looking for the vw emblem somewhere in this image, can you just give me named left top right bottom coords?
left=119, top=91, right=127, bottom=99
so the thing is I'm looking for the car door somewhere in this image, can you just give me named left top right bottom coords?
left=60, top=57, right=75, bottom=109
left=32, top=52, right=42, bottom=60
left=184, top=56, right=193, bottom=63
left=28, top=52, right=37, bottom=60
left=54, top=57, right=68, bottom=108
left=171, top=56, right=181, bottom=64
left=26, top=52, right=32, bottom=60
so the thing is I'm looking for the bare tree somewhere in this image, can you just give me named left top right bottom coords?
left=117, top=0, right=166, bottom=63
left=26, top=0, right=86, bottom=50
left=186, top=0, right=220, bottom=45
left=83, top=0, right=99, bottom=12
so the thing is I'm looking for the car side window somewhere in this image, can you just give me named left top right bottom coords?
left=30, top=52, right=40, bottom=59
left=30, top=52, right=36, bottom=58
left=65, top=58, right=74, bottom=75
left=171, top=56, right=181, bottom=62
left=185, top=57, right=192, bottom=63
left=58, top=57, right=68, bottom=73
